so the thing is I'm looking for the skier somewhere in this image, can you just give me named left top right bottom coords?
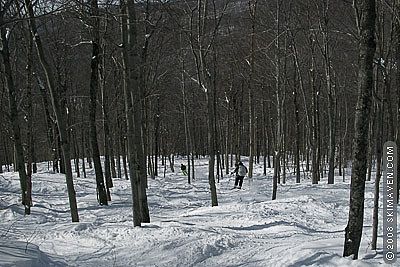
left=181, top=164, right=188, bottom=176
left=231, top=161, right=248, bottom=189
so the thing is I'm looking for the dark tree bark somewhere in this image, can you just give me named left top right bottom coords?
left=318, top=3, right=337, bottom=185
left=0, top=13, right=30, bottom=214
left=116, top=111, right=122, bottom=179
left=247, top=0, right=257, bottom=179
left=128, top=0, right=150, bottom=223
left=272, top=0, right=283, bottom=200
left=206, top=81, right=219, bottom=206
left=121, top=0, right=141, bottom=226
left=262, top=101, right=267, bottom=175
left=293, top=57, right=301, bottom=184
left=310, top=31, right=319, bottom=185
left=371, top=100, right=383, bottom=250
left=226, top=96, right=231, bottom=175
left=343, top=0, right=376, bottom=259
left=122, top=0, right=150, bottom=225
left=180, top=45, right=191, bottom=183
left=25, top=29, right=34, bottom=212
left=371, top=26, right=384, bottom=247
left=72, top=131, right=80, bottom=178
left=154, top=98, right=160, bottom=177
left=89, top=0, right=108, bottom=206
left=99, top=28, right=114, bottom=195
left=81, top=128, right=87, bottom=178
left=366, top=111, right=374, bottom=182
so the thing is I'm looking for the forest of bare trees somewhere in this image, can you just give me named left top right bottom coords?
left=0, top=0, right=398, bottom=260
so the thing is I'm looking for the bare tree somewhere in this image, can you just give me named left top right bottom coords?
left=24, top=0, right=79, bottom=222
left=343, top=0, right=376, bottom=259
left=186, top=0, right=228, bottom=206
left=247, top=0, right=257, bottom=180
left=121, top=0, right=150, bottom=226
left=88, top=0, right=109, bottom=205
left=272, top=0, right=284, bottom=200
left=0, top=2, right=30, bottom=214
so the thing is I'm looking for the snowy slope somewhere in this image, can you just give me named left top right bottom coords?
left=0, top=159, right=398, bottom=266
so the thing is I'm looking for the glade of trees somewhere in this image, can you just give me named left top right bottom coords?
left=0, top=0, right=398, bottom=260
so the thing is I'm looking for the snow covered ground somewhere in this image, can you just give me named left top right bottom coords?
left=0, top=158, right=398, bottom=266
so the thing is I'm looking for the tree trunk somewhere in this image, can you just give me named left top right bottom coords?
left=293, top=59, right=301, bottom=184
left=327, top=93, right=336, bottom=184
left=24, top=0, right=79, bottom=222
left=116, top=116, right=122, bottom=179
left=207, top=49, right=219, bottom=206
left=181, top=44, right=191, bottom=183
left=308, top=23, right=319, bottom=184
left=100, top=36, right=113, bottom=200
left=129, top=0, right=150, bottom=223
left=366, top=113, right=374, bottom=181
left=81, top=128, right=87, bottom=178
left=206, top=89, right=219, bottom=206
left=89, top=0, right=108, bottom=206
left=73, top=132, right=80, bottom=178
left=122, top=139, right=129, bottom=180
left=272, top=0, right=282, bottom=199
left=25, top=28, right=34, bottom=213
left=247, top=0, right=256, bottom=179
left=0, top=19, right=30, bottom=213
left=343, top=0, right=376, bottom=259
left=225, top=101, right=230, bottom=175
left=262, top=101, right=267, bottom=175
left=371, top=128, right=382, bottom=250
left=371, top=96, right=383, bottom=250
left=319, top=2, right=336, bottom=185
left=122, top=0, right=141, bottom=226
left=154, top=98, right=160, bottom=177
left=123, top=0, right=150, bottom=225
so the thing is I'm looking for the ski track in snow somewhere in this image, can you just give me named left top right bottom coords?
left=0, top=159, right=398, bottom=266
